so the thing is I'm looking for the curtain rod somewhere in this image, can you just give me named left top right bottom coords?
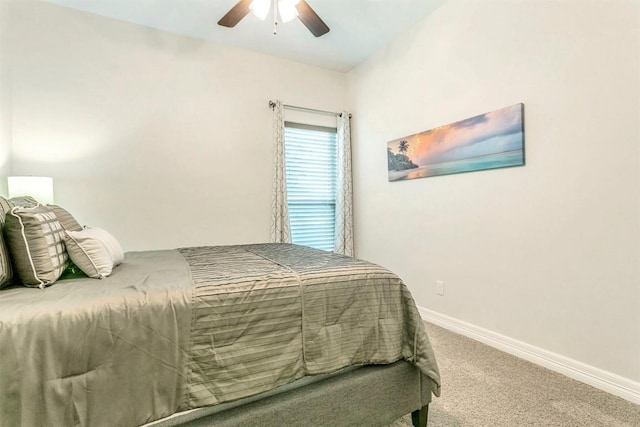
left=269, top=101, right=351, bottom=119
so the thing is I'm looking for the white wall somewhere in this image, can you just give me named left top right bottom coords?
left=8, top=1, right=347, bottom=250
left=348, top=0, right=640, bottom=384
left=0, top=0, right=11, bottom=193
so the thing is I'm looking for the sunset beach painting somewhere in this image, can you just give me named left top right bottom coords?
left=387, top=103, right=525, bottom=181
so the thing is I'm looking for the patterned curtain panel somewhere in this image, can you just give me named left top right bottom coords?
left=270, top=100, right=291, bottom=244
left=334, top=112, right=354, bottom=256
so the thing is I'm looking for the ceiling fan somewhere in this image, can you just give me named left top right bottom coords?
left=218, top=0, right=330, bottom=37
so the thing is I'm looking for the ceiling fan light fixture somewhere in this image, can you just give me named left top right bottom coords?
left=219, top=0, right=329, bottom=37
left=249, top=0, right=270, bottom=21
left=278, top=0, right=299, bottom=23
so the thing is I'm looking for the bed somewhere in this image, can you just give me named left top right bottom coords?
left=0, top=200, right=440, bottom=427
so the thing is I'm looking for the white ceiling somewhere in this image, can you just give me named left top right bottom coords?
left=41, top=0, right=445, bottom=72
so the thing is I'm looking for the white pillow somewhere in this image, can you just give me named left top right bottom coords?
left=64, top=227, right=124, bottom=279
left=84, top=227, right=124, bottom=265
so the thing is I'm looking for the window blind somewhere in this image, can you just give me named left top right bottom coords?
left=284, top=122, right=337, bottom=252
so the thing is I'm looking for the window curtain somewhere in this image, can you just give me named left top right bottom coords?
left=270, top=100, right=291, bottom=244
left=334, top=112, right=354, bottom=256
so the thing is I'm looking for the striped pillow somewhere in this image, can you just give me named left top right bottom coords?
left=4, top=205, right=69, bottom=288
left=46, top=205, right=83, bottom=232
left=8, top=196, right=39, bottom=208
left=0, top=196, right=11, bottom=216
left=0, top=196, right=14, bottom=289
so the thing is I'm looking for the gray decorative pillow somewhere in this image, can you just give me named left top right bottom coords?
left=0, top=228, right=12, bottom=289
left=8, top=196, right=39, bottom=208
left=4, top=205, right=69, bottom=288
left=0, top=196, right=14, bottom=289
left=46, top=205, right=83, bottom=232
left=0, top=196, right=11, bottom=219
left=0, top=199, right=81, bottom=288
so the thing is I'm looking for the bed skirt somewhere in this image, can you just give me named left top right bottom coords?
left=147, top=360, right=433, bottom=427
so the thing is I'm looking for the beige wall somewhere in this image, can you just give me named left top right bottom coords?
left=0, top=0, right=10, bottom=193
left=349, top=0, right=640, bottom=384
left=8, top=1, right=347, bottom=250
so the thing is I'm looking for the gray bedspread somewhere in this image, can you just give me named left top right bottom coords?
left=0, top=244, right=440, bottom=427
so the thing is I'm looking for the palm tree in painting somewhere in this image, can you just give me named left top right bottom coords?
left=398, top=140, right=409, bottom=156
left=388, top=140, right=418, bottom=171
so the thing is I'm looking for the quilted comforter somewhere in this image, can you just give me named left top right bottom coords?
left=0, top=244, right=440, bottom=427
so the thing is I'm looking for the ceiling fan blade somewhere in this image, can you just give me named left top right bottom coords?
left=296, top=0, right=330, bottom=37
left=218, top=0, right=252, bottom=28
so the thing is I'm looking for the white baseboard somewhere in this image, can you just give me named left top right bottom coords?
left=419, top=307, right=640, bottom=405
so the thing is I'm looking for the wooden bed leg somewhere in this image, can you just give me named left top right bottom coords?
left=411, top=404, right=429, bottom=427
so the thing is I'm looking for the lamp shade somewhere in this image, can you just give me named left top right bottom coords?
left=8, top=176, right=54, bottom=205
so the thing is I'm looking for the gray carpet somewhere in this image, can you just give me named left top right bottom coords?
left=388, top=322, right=639, bottom=427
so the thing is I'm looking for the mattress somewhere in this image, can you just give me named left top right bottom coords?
left=0, top=243, right=440, bottom=427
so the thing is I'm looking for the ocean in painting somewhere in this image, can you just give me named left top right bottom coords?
left=388, top=149, right=524, bottom=182
left=387, top=103, right=525, bottom=182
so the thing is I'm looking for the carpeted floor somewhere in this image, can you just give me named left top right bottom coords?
left=388, top=322, right=640, bottom=427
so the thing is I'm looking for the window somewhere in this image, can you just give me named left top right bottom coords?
left=284, top=122, right=337, bottom=252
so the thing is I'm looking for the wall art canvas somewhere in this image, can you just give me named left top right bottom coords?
left=387, top=103, right=525, bottom=181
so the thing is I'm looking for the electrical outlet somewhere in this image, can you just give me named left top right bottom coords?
left=436, top=280, right=444, bottom=296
